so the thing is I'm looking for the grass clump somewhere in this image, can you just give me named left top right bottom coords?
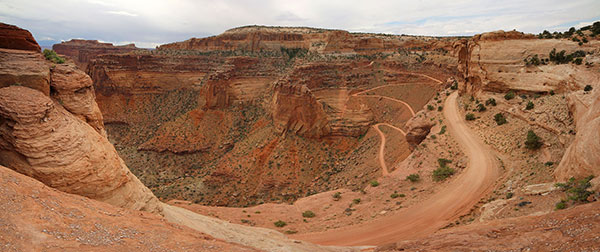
left=274, top=220, right=287, bottom=228
left=43, top=49, right=65, bottom=64
left=406, top=173, right=420, bottom=182
left=302, top=210, right=316, bottom=218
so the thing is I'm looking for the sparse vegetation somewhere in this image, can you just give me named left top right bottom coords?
left=274, top=220, right=287, bottom=227
left=584, top=85, right=593, bottom=92
left=525, top=101, right=534, bottom=110
left=524, top=130, right=543, bottom=150
left=43, top=49, right=65, bottom=64
left=555, top=176, right=595, bottom=210
left=494, top=113, right=507, bottom=125
left=506, top=192, right=514, bottom=199
left=548, top=48, right=586, bottom=65
left=433, top=158, right=455, bottom=181
left=439, top=125, right=446, bottom=135
left=302, top=210, right=316, bottom=218
left=450, top=80, right=458, bottom=90
left=476, top=104, right=486, bottom=112
left=352, top=198, right=361, bottom=204
left=485, top=98, right=496, bottom=106
left=504, top=91, right=515, bottom=100
left=332, top=192, right=342, bottom=201
left=406, top=173, right=420, bottom=182
left=390, top=192, right=401, bottom=199
left=465, top=113, right=475, bottom=121
left=369, top=180, right=380, bottom=187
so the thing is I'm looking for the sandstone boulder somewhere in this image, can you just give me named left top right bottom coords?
left=272, top=83, right=330, bottom=138
left=0, top=86, right=162, bottom=213
left=405, top=112, right=435, bottom=150
left=0, top=48, right=50, bottom=95
left=0, top=22, right=41, bottom=52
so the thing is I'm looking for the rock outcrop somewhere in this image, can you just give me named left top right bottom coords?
left=405, top=111, right=435, bottom=150
left=272, top=83, right=330, bottom=138
left=455, top=30, right=600, bottom=94
left=50, top=63, right=106, bottom=136
left=0, top=86, right=162, bottom=214
left=0, top=23, right=41, bottom=52
left=0, top=48, right=50, bottom=95
left=555, top=90, right=600, bottom=181
left=0, top=165, right=258, bottom=252
left=53, top=39, right=140, bottom=69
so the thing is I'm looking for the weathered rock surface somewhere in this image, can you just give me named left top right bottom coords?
left=405, top=111, right=435, bottom=150
left=0, top=86, right=162, bottom=214
left=0, top=48, right=50, bottom=95
left=0, top=23, right=41, bottom=52
left=455, top=30, right=600, bottom=94
left=50, top=63, right=106, bottom=136
left=0, top=165, right=258, bottom=252
left=273, top=83, right=330, bottom=138
left=555, top=89, right=600, bottom=181
left=377, top=201, right=600, bottom=251
left=53, top=39, right=140, bottom=69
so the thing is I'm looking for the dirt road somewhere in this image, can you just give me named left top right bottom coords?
left=374, top=123, right=407, bottom=176
left=293, top=92, right=500, bottom=246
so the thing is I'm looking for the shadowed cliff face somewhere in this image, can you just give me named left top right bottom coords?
left=53, top=39, right=141, bottom=70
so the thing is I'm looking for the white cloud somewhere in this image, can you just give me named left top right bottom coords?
left=0, top=0, right=598, bottom=46
left=106, top=10, right=138, bottom=17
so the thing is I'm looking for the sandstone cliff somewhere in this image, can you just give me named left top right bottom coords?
left=0, top=23, right=40, bottom=52
left=555, top=89, right=600, bottom=181
left=0, top=86, right=162, bottom=213
left=272, top=83, right=331, bottom=138
left=456, top=30, right=600, bottom=94
left=53, top=39, right=140, bottom=69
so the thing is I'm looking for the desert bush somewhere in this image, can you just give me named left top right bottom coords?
left=494, top=113, right=507, bottom=125
left=433, top=158, right=455, bottom=181
left=556, top=176, right=595, bottom=203
left=439, top=125, right=446, bottom=134
left=465, top=113, right=475, bottom=121
left=555, top=200, right=567, bottom=210
left=525, top=101, right=534, bottom=110
left=485, top=98, right=496, bottom=106
left=584, top=85, right=593, bottom=92
left=332, top=192, right=341, bottom=200
left=504, top=91, right=515, bottom=100
left=427, top=104, right=435, bottom=111
left=369, top=180, right=380, bottom=187
left=525, top=130, right=542, bottom=150
left=450, top=81, right=458, bottom=90
left=302, top=210, right=316, bottom=218
left=390, top=192, right=400, bottom=199
left=274, top=220, right=287, bottom=227
left=352, top=198, right=361, bottom=204
left=476, top=104, right=486, bottom=112
left=506, top=192, right=514, bottom=199
left=406, top=173, right=420, bottom=182
left=42, top=49, right=65, bottom=64
left=437, top=106, right=443, bottom=111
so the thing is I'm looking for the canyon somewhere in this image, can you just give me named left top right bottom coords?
left=1, top=21, right=599, bottom=251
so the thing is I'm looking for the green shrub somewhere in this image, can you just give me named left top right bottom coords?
left=427, top=104, right=435, bottom=111
left=555, top=200, right=567, bottom=210
left=332, top=192, right=341, bottom=200
left=437, top=106, right=443, bottom=111
left=506, top=192, right=514, bottom=199
left=549, top=90, right=555, bottom=95
left=369, top=180, right=380, bottom=187
left=485, top=98, right=497, bottom=106
left=525, top=130, right=543, bottom=150
left=504, top=91, right=515, bottom=100
left=352, top=198, right=361, bottom=204
left=433, top=158, right=455, bottom=181
left=584, top=85, right=593, bottom=92
left=274, top=220, right=287, bottom=227
left=494, top=113, right=507, bottom=125
left=450, top=81, right=458, bottom=90
left=476, top=104, right=486, bottom=112
left=42, top=49, right=65, bottom=64
left=465, top=113, right=475, bottom=121
left=302, top=210, right=316, bottom=218
left=390, top=192, right=400, bottom=199
left=406, top=173, right=420, bottom=182
left=556, top=176, right=595, bottom=202
left=285, top=230, right=298, bottom=234
left=433, top=166, right=455, bottom=181
left=525, top=101, right=534, bottom=110
left=439, top=125, right=446, bottom=134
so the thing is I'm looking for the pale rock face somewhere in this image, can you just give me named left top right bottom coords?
left=555, top=90, right=600, bottom=181
left=0, top=86, right=162, bottom=214
left=405, top=111, right=435, bottom=150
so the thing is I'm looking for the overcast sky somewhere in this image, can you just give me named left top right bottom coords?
left=1, top=0, right=599, bottom=48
